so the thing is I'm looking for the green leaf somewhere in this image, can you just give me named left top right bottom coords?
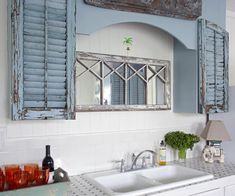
left=123, top=36, right=133, bottom=46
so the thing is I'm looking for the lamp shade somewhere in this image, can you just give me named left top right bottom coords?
left=201, top=120, right=231, bottom=141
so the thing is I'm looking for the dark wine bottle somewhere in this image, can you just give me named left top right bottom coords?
left=42, top=145, right=54, bottom=172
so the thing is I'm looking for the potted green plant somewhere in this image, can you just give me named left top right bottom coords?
left=164, top=131, right=200, bottom=161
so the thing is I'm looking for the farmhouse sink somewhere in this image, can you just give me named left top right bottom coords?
left=84, top=165, right=214, bottom=196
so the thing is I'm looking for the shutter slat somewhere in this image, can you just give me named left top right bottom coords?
left=24, top=48, right=44, bottom=57
left=24, top=42, right=45, bottom=50
left=48, top=14, right=66, bottom=22
left=24, top=36, right=45, bottom=43
left=24, top=69, right=66, bottom=77
left=48, top=26, right=66, bottom=34
left=48, top=32, right=66, bottom=40
left=24, top=0, right=44, bottom=5
left=24, top=56, right=45, bottom=63
left=24, top=16, right=44, bottom=25
left=24, top=101, right=67, bottom=108
left=24, top=95, right=66, bottom=101
left=24, top=88, right=44, bottom=95
left=24, top=95, right=44, bottom=101
left=47, top=76, right=66, bottom=83
left=47, top=1, right=66, bottom=9
left=48, top=95, right=66, bottom=101
left=48, top=57, right=66, bottom=64
left=24, top=82, right=66, bottom=89
left=48, top=51, right=66, bottom=58
left=24, top=4, right=44, bottom=12
left=48, top=0, right=66, bottom=3
left=48, top=45, right=66, bottom=52
left=24, top=62, right=44, bottom=69
left=48, top=7, right=66, bottom=15
left=48, top=102, right=66, bottom=108
left=48, top=63, right=66, bottom=70
left=24, top=29, right=44, bottom=37
left=24, top=75, right=45, bottom=82
left=48, top=20, right=66, bottom=28
left=24, top=68, right=44, bottom=75
left=24, top=22, right=44, bottom=31
left=24, top=10, right=45, bottom=18
left=24, top=88, right=66, bottom=95
left=24, top=101, right=45, bottom=108
left=24, top=75, right=66, bottom=83
left=47, top=89, right=66, bottom=95
left=49, top=69, right=66, bottom=76
left=48, top=38, right=66, bottom=46
left=24, top=82, right=44, bottom=88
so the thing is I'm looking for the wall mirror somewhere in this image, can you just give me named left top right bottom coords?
left=76, top=52, right=170, bottom=111
left=75, top=23, right=172, bottom=112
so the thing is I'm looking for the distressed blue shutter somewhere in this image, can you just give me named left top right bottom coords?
left=198, top=19, right=229, bottom=114
left=11, top=0, right=76, bottom=120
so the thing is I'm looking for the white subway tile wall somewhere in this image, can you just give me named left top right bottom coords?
left=0, top=0, right=208, bottom=176
left=0, top=112, right=206, bottom=175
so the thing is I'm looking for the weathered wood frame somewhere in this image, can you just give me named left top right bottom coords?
left=11, top=0, right=76, bottom=120
left=198, top=19, right=229, bottom=114
left=76, top=52, right=171, bottom=112
left=84, top=0, right=202, bottom=20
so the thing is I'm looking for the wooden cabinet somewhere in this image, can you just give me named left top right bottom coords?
left=225, top=184, right=235, bottom=196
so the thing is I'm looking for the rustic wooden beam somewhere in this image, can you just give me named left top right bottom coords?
left=84, top=0, right=202, bottom=20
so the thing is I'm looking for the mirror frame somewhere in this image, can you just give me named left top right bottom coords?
left=75, top=52, right=171, bottom=112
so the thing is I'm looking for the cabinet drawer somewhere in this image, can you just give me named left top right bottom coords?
left=225, top=184, right=235, bottom=196
left=190, top=188, right=223, bottom=196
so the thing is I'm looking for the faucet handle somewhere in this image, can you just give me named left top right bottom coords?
left=112, top=159, right=125, bottom=172
left=142, top=156, right=151, bottom=168
left=131, top=153, right=136, bottom=162
left=131, top=153, right=137, bottom=169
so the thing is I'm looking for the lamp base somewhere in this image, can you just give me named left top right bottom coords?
left=202, top=145, right=224, bottom=163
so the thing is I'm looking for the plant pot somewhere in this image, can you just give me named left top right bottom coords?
left=178, top=149, right=186, bottom=161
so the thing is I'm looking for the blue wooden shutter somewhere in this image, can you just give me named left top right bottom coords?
left=198, top=19, right=229, bottom=114
left=11, top=0, right=76, bottom=120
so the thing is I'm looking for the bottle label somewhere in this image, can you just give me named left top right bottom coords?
left=159, top=150, right=166, bottom=161
left=48, top=171, right=55, bottom=184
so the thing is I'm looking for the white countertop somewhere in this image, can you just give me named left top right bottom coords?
left=69, top=157, right=235, bottom=196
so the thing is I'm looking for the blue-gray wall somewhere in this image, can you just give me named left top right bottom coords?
left=76, top=0, right=226, bottom=50
left=210, top=86, right=235, bottom=162
left=173, top=40, right=198, bottom=113
left=201, top=0, right=226, bottom=29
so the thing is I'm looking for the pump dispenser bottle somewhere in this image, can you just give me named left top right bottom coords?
left=159, top=140, right=166, bottom=165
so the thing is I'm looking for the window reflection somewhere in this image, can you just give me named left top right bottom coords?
left=76, top=52, right=170, bottom=110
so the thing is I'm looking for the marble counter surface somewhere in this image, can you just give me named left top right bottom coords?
left=69, top=157, right=235, bottom=196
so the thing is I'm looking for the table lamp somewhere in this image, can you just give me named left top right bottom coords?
left=201, top=120, right=231, bottom=163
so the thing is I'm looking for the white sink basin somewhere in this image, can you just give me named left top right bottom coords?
left=84, top=165, right=214, bottom=196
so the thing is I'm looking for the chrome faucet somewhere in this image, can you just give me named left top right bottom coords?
left=130, top=150, right=156, bottom=170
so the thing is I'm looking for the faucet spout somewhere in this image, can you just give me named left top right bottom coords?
left=130, top=150, right=156, bottom=170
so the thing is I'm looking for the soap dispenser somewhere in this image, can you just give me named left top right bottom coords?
left=158, top=140, right=166, bottom=166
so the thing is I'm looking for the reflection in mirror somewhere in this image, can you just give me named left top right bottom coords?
left=76, top=52, right=171, bottom=111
